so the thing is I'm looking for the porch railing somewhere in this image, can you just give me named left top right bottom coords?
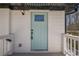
left=63, top=33, right=79, bottom=56
left=0, top=34, right=14, bottom=56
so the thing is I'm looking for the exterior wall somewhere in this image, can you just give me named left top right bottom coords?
left=0, top=8, right=10, bottom=35
left=0, top=8, right=14, bottom=55
left=0, top=39, right=3, bottom=55
left=11, top=10, right=31, bottom=53
left=11, top=10, right=65, bottom=53
left=48, top=11, right=65, bottom=52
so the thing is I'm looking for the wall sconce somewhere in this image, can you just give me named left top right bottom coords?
left=20, top=10, right=25, bottom=15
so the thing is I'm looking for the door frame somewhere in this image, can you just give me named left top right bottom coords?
left=31, top=12, right=48, bottom=51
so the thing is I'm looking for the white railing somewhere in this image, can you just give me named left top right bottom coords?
left=63, top=33, right=79, bottom=56
left=0, top=34, right=14, bottom=56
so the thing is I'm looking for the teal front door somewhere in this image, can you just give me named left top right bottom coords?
left=31, top=12, right=48, bottom=51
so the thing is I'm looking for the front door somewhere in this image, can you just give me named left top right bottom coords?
left=31, top=12, right=48, bottom=51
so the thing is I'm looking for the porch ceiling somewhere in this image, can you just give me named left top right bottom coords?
left=10, top=3, right=65, bottom=10
left=0, top=3, right=79, bottom=14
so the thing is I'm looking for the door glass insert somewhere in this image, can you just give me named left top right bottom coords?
left=35, top=15, right=44, bottom=21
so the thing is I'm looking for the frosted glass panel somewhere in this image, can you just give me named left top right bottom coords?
left=35, top=15, right=44, bottom=21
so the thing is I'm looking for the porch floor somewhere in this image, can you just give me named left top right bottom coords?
left=8, top=53, right=64, bottom=56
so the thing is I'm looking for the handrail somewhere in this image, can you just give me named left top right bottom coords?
left=65, top=34, right=79, bottom=41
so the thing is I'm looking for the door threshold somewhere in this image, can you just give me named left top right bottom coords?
left=31, top=49, right=48, bottom=51
left=30, top=51, right=48, bottom=53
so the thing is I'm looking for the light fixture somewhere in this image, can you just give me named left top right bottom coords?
left=21, top=10, right=25, bottom=15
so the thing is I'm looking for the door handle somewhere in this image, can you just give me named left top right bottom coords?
left=31, top=29, right=33, bottom=40
left=31, top=31, right=33, bottom=34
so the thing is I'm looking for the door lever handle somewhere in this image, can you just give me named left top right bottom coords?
left=31, top=29, right=33, bottom=40
left=31, top=31, right=33, bottom=34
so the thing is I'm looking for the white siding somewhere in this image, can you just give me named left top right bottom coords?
left=48, top=11, right=65, bottom=52
left=0, top=8, right=10, bottom=35
left=11, top=10, right=31, bottom=53
left=0, top=39, right=3, bottom=55
left=11, top=10, right=65, bottom=53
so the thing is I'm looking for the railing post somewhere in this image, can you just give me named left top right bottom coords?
left=70, top=38, right=73, bottom=55
left=74, top=40, right=76, bottom=56
left=76, top=41, right=79, bottom=56
left=78, top=41, right=79, bottom=56
left=67, top=37, right=70, bottom=52
left=63, top=34, right=66, bottom=55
